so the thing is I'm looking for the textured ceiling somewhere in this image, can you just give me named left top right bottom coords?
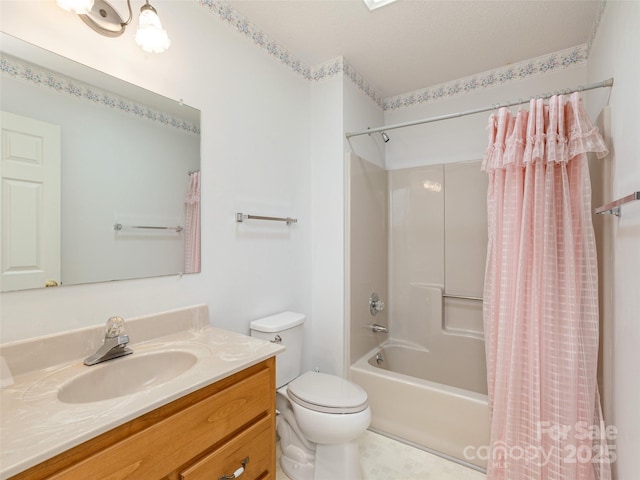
left=227, top=0, right=603, bottom=98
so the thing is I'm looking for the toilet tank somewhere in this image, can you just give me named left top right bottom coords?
left=250, top=312, right=305, bottom=388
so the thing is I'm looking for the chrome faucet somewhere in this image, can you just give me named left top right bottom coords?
left=84, top=316, right=133, bottom=366
left=371, top=324, right=389, bottom=334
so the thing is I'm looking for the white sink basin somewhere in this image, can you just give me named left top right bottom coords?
left=57, top=351, right=198, bottom=404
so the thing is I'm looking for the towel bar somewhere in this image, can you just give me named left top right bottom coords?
left=235, top=213, right=297, bottom=225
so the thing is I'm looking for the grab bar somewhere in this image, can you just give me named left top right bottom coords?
left=236, top=213, right=298, bottom=225
left=114, top=223, right=183, bottom=232
left=443, top=293, right=483, bottom=302
left=594, top=191, right=640, bottom=217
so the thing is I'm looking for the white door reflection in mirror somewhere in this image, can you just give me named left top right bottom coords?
left=1, top=111, right=61, bottom=292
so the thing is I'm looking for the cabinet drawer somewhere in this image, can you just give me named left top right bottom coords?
left=50, top=367, right=272, bottom=479
left=180, top=416, right=274, bottom=480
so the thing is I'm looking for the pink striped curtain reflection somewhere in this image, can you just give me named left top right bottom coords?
left=482, top=93, right=611, bottom=480
left=184, top=171, right=200, bottom=274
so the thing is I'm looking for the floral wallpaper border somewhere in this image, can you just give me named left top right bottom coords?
left=383, top=44, right=589, bottom=111
left=587, top=0, right=608, bottom=56
left=308, top=57, right=385, bottom=108
left=201, top=1, right=603, bottom=113
left=0, top=54, right=200, bottom=136
left=199, top=0, right=311, bottom=79
left=199, top=0, right=384, bottom=108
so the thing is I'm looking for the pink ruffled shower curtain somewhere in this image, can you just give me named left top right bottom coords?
left=482, top=93, right=611, bottom=480
left=184, top=171, right=200, bottom=274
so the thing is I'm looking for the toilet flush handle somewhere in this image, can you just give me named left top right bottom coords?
left=270, top=335, right=282, bottom=344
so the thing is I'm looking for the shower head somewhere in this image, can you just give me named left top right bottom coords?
left=381, top=131, right=390, bottom=143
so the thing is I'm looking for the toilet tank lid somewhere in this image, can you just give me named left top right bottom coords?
left=250, top=311, right=305, bottom=333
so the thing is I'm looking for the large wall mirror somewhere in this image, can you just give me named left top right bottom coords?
left=0, top=33, right=201, bottom=292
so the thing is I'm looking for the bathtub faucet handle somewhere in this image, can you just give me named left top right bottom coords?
left=369, top=292, right=385, bottom=316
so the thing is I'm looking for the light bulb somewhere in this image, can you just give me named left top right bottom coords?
left=135, top=4, right=170, bottom=53
left=57, top=0, right=94, bottom=14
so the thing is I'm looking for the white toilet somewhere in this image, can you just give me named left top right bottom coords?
left=250, top=312, right=371, bottom=480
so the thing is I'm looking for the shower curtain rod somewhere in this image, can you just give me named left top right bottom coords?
left=345, top=77, right=614, bottom=139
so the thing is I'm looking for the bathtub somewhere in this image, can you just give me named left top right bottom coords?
left=350, top=341, right=490, bottom=469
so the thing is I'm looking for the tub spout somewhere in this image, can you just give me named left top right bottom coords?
left=371, top=324, right=389, bottom=334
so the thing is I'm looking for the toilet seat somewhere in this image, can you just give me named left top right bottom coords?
left=287, top=371, right=368, bottom=414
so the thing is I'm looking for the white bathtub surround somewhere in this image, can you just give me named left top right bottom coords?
left=277, top=430, right=486, bottom=480
left=0, top=305, right=283, bottom=478
left=388, top=161, right=487, bottom=346
left=351, top=343, right=489, bottom=469
left=347, top=154, right=389, bottom=365
left=347, top=154, right=489, bottom=468
left=347, top=156, right=488, bottom=372
left=365, top=338, right=485, bottom=395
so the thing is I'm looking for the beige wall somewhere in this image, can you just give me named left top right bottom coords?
left=347, top=154, right=388, bottom=364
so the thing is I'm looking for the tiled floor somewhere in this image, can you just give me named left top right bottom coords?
left=276, top=430, right=486, bottom=480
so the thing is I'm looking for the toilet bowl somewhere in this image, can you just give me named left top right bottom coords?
left=277, top=372, right=371, bottom=480
left=250, top=312, right=371, bottom=480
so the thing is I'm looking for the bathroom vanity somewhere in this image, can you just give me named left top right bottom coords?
left=0, top=305, right=283, bottom=480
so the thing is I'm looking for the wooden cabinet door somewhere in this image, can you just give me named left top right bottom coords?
left=48, top=368, right=272, bottom=480
left=180, top=416, right=274, bottom=480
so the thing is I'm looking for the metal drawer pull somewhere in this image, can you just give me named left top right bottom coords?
left=219, top=457, right=249, bottom=480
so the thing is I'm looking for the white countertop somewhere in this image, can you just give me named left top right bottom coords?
left=0, top=305, right=284, bottom=479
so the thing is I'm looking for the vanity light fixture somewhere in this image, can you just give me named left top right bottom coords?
left=135, top=1, right=171, bottom=52
left=56, top=0, right=170, bottom=53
